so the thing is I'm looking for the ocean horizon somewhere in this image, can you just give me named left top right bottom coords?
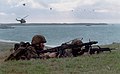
left=0, top=22, right=108, bottom=25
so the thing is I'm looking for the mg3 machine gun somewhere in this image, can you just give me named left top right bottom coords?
left=38, top=39, right=99, bottom=57
left=39, top=39, right=111, bottom=58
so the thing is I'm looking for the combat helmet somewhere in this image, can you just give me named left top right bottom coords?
left=71, top=39, right=83, bottom=45
left=31, top=35, right=46, bottom=45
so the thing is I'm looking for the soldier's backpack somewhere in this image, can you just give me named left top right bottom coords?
left=5, top=42, right=31, bottom=61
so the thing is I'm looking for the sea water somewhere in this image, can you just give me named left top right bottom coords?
left=0, top=23, right=120, bottom=46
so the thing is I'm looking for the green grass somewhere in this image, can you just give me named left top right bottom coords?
left=1, top=51, right=120, bottom=74
left=0, top=43, right=120, bottom=74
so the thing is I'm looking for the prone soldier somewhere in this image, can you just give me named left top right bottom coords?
left=71, top=39, right=83, bottom=57
left=5, top=34, right=47, bottom=61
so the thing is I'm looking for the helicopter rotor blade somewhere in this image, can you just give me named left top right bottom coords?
left=23, top=15, right=29, bottom=19
left=17, top=17, right=21, bottom=19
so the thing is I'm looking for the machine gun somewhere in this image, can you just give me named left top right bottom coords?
left=38, top=38, right=81, bottom=53
left=39, top=41, right=98, bottom=53
left=40, top=40, right=98, bottom=52
left=38, top=40, right=98, bottom=57
left=82, top=41, right=98, bottom=46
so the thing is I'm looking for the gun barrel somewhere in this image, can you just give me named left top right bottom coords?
left=82, top=41, right=98, bottom=46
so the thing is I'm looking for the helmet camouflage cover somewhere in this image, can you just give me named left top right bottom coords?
left=71, top=39, right=83, bottom=45
left=31, top=35, right=46, bottom=45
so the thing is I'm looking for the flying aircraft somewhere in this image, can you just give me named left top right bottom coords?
left=50, top=8, right=52, bottom=10
left=16, top=15, right=28, bottom=24
left=23, top=3, right=26, bottom=6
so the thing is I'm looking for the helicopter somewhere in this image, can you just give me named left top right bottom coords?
left=16, top=15, right=28, bottom=24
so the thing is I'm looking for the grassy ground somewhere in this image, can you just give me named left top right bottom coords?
left=0, top=42, right=14, bottom=63
left=0, top=42, right=120, bottom=74
left=0, top=42, right=14, bottom=51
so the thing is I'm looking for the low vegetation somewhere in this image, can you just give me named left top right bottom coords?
left=0, top=43, right=120, bottom=74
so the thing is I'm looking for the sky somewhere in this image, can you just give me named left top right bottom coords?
left=0, top=0, right=120, bottom=23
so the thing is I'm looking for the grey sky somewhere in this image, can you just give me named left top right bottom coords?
left=0, top=0, right=120, bottom=23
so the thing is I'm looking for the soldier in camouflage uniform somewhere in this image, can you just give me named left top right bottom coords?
left=5, top=35, right=47, bottom=61
left=71, top=39, right=83, bottom=57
